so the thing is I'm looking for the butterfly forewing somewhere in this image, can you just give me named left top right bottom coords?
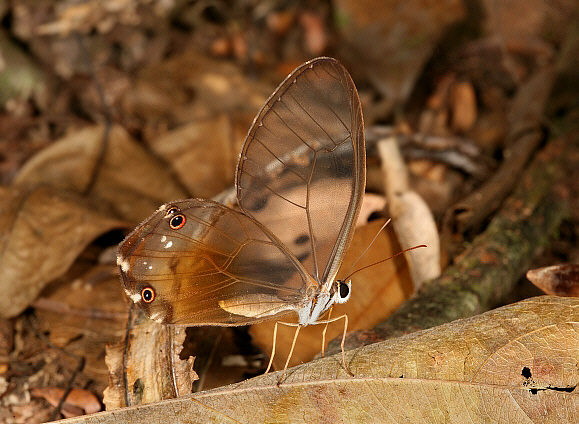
left=119, top=200, right=307, bottom=326
left=236, top=57, right=365, bottom=286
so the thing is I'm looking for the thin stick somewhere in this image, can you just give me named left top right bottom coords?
left=196, top=328, right=223, bottom=392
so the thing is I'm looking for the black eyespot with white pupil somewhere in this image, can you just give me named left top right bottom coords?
left=339, top=281, right=350, bottom=299
left=141, top=287, right=155, bottom=303
left=169, top=214, right=186, bottom=229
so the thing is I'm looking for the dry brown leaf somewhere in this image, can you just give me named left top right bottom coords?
left=63, top=296, right=579, bottom=423
left=335, top=0, right=465, bottom=105
left=250, top=219, right=412, bottom=370
left=147, top=115, right=238, bottom=199
left=0, top=186, right=125, bottom=318
left=527, top=264, right=579, bottom=296
left=13, top=124, right=188, bottom=223
left=481, top=0, right=571, bottom=50
left=31, top=387, right=101, bottom=418
left=122, top=52, right=271, bottom=128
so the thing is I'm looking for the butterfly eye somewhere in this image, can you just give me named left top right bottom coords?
left=169, top=214, right=186, bottom=230
left=141, top=287, right=155, bottom=303
left=339, top=282, right=350, bottom=299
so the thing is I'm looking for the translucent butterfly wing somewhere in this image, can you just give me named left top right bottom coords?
left=118, top=200, right=308, bottom=326
left=236, top=57, right=365, bottom=286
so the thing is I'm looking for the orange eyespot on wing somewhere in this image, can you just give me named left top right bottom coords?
left=169, top=214, right=186, bottom=229
left=141, top=287, right=155, bottom=303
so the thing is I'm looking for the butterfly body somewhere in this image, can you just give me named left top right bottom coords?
left=118, top=57, right=365, bottom=336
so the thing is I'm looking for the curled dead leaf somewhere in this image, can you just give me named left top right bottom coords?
left=527, top=264, right=579, bottom=296
left=378, top=138, right=441, bottom=289
left=147, top=116, right=240, bottom=199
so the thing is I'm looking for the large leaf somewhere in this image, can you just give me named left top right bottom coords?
left=60, top=296, right=579, bottom=423
left=0, top=186, right=125, bottom=318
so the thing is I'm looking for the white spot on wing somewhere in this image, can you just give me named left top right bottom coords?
left=120, top=259, right=130, bottom=273
left=164, top=241, right=173, bottom=249
left=160, top=235, right=167, bottom=243
left=116, top=255, right=122, bottom=266
left=129, top=293, right=141, bottom=303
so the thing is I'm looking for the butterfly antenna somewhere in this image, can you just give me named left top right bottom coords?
left=343, top=244, right=427, bottom=281
left=343, top=219, right=391, bottom=277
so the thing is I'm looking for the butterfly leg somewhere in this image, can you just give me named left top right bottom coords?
left=320, top=305, right=334, bottom=358
left=278, top=323, right=301, bottom=385
left=338, top=314, right=354, bottom=377
left=265, top=321, right=301, bottom=384
left=315, top=314, right=353, bottom=376
left=265, top=321, right=280, bottom=374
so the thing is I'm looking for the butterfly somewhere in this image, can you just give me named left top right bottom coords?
left=117, top=57, right=365, bottom=377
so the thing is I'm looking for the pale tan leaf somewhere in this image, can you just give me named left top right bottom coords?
left=0, top=186, right=125, bottom=318
left=356, top=193, right=387, bottom=226
left=62, top=296, right=579, bottom=423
